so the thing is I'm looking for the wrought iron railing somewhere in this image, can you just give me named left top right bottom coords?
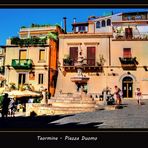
left=12, top=59, right=33, bottom=69
left=63, top=58, right=96, bottom=66
left=113, top=32, right=148, bottom=40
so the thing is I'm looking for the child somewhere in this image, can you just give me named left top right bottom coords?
left=135, top=88, right=142, bottom=105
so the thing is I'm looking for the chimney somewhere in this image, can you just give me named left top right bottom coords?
left=63, top=17, right=67, bottom=33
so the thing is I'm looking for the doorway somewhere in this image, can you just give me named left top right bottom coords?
left=122, top=76, right=133, bottom=98
left=18, top=73, right=26, bottom=85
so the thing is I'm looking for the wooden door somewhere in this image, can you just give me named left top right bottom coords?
left=87, top=47, right=96, bottom=66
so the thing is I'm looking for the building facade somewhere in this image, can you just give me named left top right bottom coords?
left=0, top=46, right=6, bottom=86
left=0, top=47, right=5, bottom=75
left=5, top=24, right=63, bottom=96
left=55, top=11, right=148, bottom=99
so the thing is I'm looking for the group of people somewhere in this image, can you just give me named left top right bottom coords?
left=102, top=85, right=143, bottom=106
left=114, top=86, right=143, bottom=105
left=0, top=93, right=16, bottom=118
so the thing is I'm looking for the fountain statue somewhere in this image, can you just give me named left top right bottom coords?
left=26, top=50, right=97, bottom=116
left=71, top=50, right=90, bottom=92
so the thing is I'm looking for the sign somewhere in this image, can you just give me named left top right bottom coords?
left=29, top=72, right=35, bottom=80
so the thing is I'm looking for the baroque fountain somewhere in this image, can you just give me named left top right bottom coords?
left=70, top=50, right=90, bottom=91
left=26, top=50, right=98, bottom=116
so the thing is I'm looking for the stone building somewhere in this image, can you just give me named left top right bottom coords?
left=55, top=11, right=148, bottom=99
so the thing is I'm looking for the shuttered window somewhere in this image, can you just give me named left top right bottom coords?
left=69, top=47, right=78, bottom=65
left=19, top=50, right=27, bottom=59
left=39, top=49, right=45, bottom=61
left=87, top=47, right=96, bottom=66
left=123, top=48, right=132, bottom=58
left=38, top=73, right=44, bottom=84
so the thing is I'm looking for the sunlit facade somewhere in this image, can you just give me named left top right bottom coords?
left=4, top=25, right=63, bottom=96
left=56, top=11, right=148, bottom=99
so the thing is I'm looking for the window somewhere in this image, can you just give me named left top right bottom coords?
left=39, top=49, right=45, bottom=61
left=125, top=28, right=133, bottom=39
left=69, top=47, right=78, bottom=65
left=101, top=20, right=106, bottom=27
left=78, top=26, right=85, bottom=32
left=0, top=58, right=3, bottom=66
left=127, top=16, right=132, bottom=20
left=0, top=48, right=3, bottom=54
left=107, top=19, right=111, bottom=26
left=18, top=73, right=26, bottom=85
left=96, top=21, right=100, bottom=28
left=19, top=50, right=27, bottom=59
left=87, top=47, right=96, bottom=66
left=38, top=73, right=44, bottom=84
left=123, top=48, right=132, bottom=58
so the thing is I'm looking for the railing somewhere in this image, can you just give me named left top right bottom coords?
left=20, top=26, right=56, bottom=32
left=11, top=59, right=33, bottom=69
left=119, top=57, right=137, bottom=70
left=119, top=57, right=136, bottom=63
left=113, top=32, right=148, bottom=40
left=63, top=58, right=96, bottom=66
left=62, top=58, right=103, bottom=72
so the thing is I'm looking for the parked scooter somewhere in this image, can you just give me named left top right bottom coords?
left=106, top=94, right=115, bottom=105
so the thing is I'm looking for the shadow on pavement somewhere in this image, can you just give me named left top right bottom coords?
left=0, top=114, right=103, bottom=131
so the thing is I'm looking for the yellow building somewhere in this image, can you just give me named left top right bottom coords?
left=5, top=24, right=63, bottom=96
left=56, top=11, right=148, bottom=99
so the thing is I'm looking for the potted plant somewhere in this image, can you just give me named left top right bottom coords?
left=63, top=55, right=73, bottom=66
left=97, top=54, right=106, bottom=66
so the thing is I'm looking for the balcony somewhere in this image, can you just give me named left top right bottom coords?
left=62, top=58, right=103, bottom=72
left=20, top=26, right=56, bottom=32
left=119, top=57, right=138, bottom=70
left=12, top=59, right=33, bottom=69
left=113, top=32, right=148, bottom=41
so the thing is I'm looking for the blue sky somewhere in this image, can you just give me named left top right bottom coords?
left=0, top=8, right=147, bottom=45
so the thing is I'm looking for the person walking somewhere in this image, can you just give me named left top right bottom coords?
left=1, top=93, right=10, bottom=118
left=135, top=88, right=142, bottom=105
left=8, top=98, right=16, bottom=117
left=114, top=85, right=122, bottom=105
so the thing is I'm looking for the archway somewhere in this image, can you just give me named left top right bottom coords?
left=122, top=76, right=133, bottom=98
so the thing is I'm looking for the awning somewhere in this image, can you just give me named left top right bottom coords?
left=7, top=90, right=42, bottom=99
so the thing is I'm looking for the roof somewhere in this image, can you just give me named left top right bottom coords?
left=72, top=22, right=89, bottom=26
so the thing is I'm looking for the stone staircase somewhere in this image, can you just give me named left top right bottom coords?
left=26, top=92, right=99, bottom=116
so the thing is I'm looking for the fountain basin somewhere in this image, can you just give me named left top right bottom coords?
left=71, top=76, right=89, bottom=83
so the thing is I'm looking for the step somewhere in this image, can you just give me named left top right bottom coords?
left=48, top=99, right=95, bottom=104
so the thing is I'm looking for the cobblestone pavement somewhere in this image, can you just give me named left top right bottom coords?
left=50, top=99, right=148, bottom=128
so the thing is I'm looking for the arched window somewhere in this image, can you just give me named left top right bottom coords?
left=107, top=19, right=111, bottom=26
left=96, top=21, right=100, bottom=28
left=101, top=20, right=105, bottom=27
